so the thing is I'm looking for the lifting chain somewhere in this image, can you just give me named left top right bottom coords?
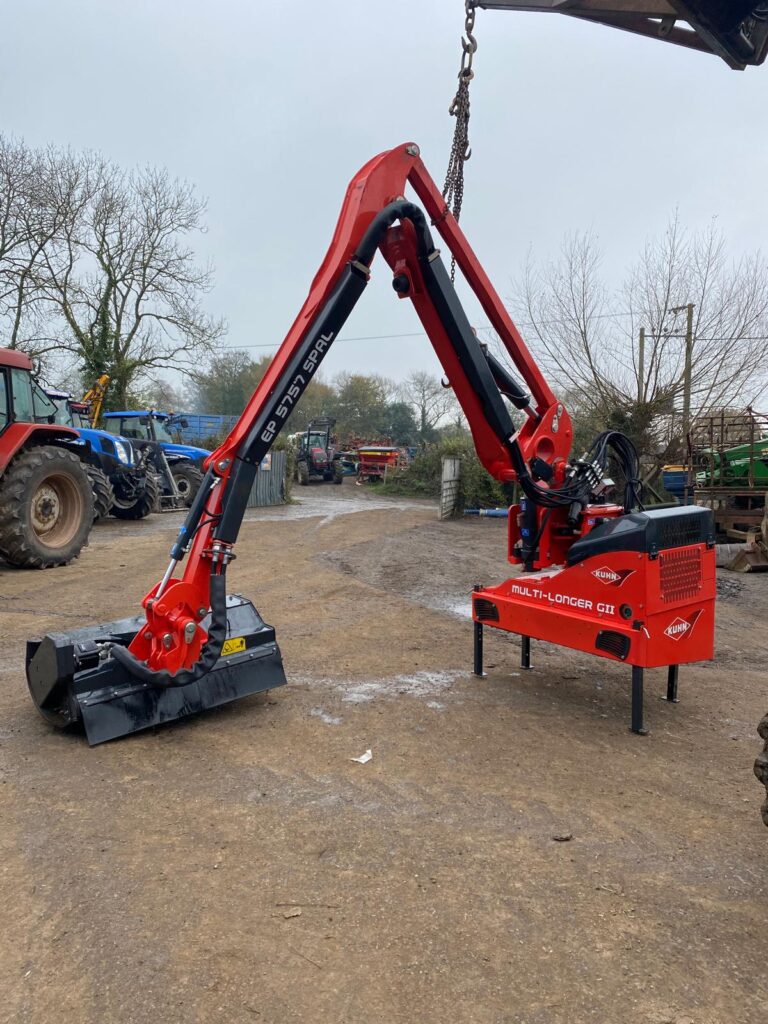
left=442, top=0, right=478, bottom=282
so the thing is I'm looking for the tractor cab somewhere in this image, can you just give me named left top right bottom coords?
left=102, top=410, right=209, bottom=506
left=0, top=353, right=61, bottom=432
left=44, top=389, right=136, bottom=473
left=102, top=411, right=209, bottom=464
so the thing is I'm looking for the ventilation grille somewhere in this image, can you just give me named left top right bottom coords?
left=474, top=598, right=499, bottom=622
left=659, top=547, right=702, bottom=603
left=656, top=515, right=703, bottom=550
left=595, top=630, right=631, bottom=661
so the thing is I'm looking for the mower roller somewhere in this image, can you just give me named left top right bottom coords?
left=26, top=142, right=716, bottom=743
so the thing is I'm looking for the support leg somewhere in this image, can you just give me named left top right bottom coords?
left=521, top=635, right=531, bottom=671
left=473, top=620, right=484, bottom=677
left=631, top=665, right=648, bottom=735
left=666, top=665, right=679, bottom=703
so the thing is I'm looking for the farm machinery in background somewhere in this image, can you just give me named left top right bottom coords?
left=355, top=445, right=407, bottom=484
left=0, top=349, right=93, bottom=568
left=685, top=408, right=768, bottom=571
left=294, top=418, right=344, bottom=485
left=45, top=389, right=159, bottom=521
left=101, top=410, right=209, bottom=508
left=81, top=373, right=110, bottom=426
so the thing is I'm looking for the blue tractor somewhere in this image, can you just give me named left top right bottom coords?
left=45, top=390, right=159, bottom=520
left=101, top=411, right=209, bottom=507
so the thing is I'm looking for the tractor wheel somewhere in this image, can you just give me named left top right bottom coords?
left=298, top=462, right=310, bottom=486
left=86, top=466, right=115, bottom=521
left=332, top=461, right=344, bottom=485
left=111, top=471, right=160, bottom=520
left=171, top=462, right=204, bottom=506
left=755, top=714, right=768, bottom=828
left=0, top=446, right=93, bottom=569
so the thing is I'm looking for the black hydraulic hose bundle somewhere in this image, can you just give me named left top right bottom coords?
left=110, top=572, right=229, bottom=687
left=508, top=430, right=643, bottom=516
left=589, top=430, right=644, bottom=512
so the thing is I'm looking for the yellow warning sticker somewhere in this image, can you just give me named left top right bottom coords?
left=222, top=636, right=246, bottom=656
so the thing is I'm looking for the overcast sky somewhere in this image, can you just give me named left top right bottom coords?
left=3, top=1, right=766, bottom=391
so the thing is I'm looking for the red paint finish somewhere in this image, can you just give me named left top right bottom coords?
left=473, top=543, right=716, bottom=669
left=0, top=348, right=34, bottom=371
left=0, top=424, right=80, bottom=473
left=508, top=502, right=627, bottom=571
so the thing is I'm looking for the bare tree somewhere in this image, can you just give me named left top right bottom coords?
left=0, top=137, right=61, bottom=354
left=401, top=371, right=453, bottom=440
left=624, top=216, right=768, bottom=413
left=136, top=377, right=187, bottom=412
left=29, top=151, right=224, bottom=404
left=443, top=389, right=469, bottom=436
left=516, top=218, right=768, bottom=454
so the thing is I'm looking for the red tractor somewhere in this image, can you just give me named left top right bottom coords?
left=0, top=349, right=93, bottom=568
left=295, top=418, right=344, bottom=485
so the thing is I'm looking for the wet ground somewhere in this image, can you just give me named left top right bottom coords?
left=1, top=485, right=766, bottom=1024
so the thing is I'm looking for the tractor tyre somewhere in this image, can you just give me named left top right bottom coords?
left=755, top=714, right=768, bottom=828
left=87, top=466, right=115, bottom=521
left=0, top=446, right=93, bottom=569
left=111, top=471, right=160, bottom=520
left=332, top=461, right=344, bottom=485
left=170, top=462, right=204, bottom=506
left=298, top=462, right=310, bottom=486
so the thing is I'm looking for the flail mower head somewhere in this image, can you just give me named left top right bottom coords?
left=26, top=595, right=286, bottom=745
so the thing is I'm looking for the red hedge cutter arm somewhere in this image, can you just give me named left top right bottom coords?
left=26, top=143, right=715, bottom=743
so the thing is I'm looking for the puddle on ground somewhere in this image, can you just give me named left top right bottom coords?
left=309, top=707, right=343, bottom=726
left=244, top=492, right=430, bottom=526
left=336, top=669, right=465, bottom=704
left=446, top=600, right=472, bottom=619
left=291, top=668, right=466, bottom=707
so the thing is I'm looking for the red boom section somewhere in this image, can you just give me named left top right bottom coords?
left=129, top=143, right=572, bottom=673
left=212, top=143, right=570, bottom=476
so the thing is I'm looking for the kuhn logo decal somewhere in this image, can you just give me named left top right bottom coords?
left=592, top=566, right=621, bottom=584
left=591, top=567, right=634, bottom=587
left=664, top=611, right=702, bottom=641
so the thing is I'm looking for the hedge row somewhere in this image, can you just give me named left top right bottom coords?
left=380, top=439, right=515, bottom=512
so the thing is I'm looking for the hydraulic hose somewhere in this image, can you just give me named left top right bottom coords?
left=109, top=572, right=228, bottom=687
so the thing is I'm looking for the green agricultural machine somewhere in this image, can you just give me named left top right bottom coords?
left=686, top=409, right=768, bottom=546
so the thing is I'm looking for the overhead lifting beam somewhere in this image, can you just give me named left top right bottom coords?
left=476, top=1, right=768, bottom=68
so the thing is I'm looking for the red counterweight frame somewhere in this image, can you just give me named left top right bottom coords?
left=473, top=523, right=716, bottom=733
left=112, top=142, right=715, bottom=734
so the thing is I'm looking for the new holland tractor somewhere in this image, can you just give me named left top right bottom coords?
left=45, top=389, right=159, bottom=521
left=102, top=410, right=208, bottom=506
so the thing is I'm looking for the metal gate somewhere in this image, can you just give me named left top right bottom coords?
left=246, top=451, right=287, bottom=508
left=440, top=456, right=461, bottom=520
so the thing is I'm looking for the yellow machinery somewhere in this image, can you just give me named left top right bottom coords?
left=81, top=374, right=111, bottom=426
